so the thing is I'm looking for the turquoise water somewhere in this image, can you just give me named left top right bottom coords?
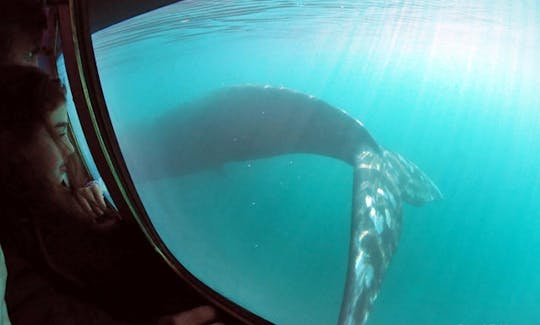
left=71, top=1, right=540, bottom=324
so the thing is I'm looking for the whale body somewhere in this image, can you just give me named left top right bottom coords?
left=123, top=85, right=441, bottom=324
left=127, top=85, right=380, bottom=179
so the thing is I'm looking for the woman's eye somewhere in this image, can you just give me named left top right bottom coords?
left=26, top=47, right=40, bottom=59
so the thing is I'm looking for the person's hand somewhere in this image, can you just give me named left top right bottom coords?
left=156, top=306, right=224, bottom=325
left=75, top=180, right=107, bottom=217
left=65, top=153, right=107, bottom=218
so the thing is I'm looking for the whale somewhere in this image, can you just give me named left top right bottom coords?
left=122, top=85, right=441, bottom=324
left=125, top=85, right=381, bottom=179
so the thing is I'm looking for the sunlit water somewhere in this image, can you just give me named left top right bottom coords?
left=64, top=1, right=540, bottom=324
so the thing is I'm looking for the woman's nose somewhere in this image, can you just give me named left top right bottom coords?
left=60, top=137, right=75, bottom=157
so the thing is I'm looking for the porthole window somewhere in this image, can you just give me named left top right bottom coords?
left=60, top=1, right=539, bottom=324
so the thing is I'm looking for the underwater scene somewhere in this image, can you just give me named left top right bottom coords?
left=64, top=1, right=539, bottom=324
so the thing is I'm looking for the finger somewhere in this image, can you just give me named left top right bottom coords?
left=169, top=306, right=218, bottom=325
left=88, top=183, right=107, bottom=209
left=93, top=206, right=105, bottom=216
left=77, top=187, right=104, bottom=216
left=76, top=191, right=94, bottom=215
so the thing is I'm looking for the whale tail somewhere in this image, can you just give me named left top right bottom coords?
left=339, top=148, right=441, bottom=325
left=380, top=148, right=442, bottom=205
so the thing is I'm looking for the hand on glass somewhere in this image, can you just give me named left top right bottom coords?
left=75, top=180, right=107, bottom=217
left=65, top=153, right=107, bottom=218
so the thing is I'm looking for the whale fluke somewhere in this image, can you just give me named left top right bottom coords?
left=339, top=148, right=440, bottom=325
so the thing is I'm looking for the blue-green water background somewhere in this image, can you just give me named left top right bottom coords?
left=68, top=1, right=540, bottom=324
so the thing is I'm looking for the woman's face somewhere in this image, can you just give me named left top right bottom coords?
left=35, top=103, right=74, bottom=185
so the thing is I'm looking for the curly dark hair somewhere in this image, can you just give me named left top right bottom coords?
left=0, top=1, right=47, bottom=63
left=0, top=64, right=66, bottom=141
